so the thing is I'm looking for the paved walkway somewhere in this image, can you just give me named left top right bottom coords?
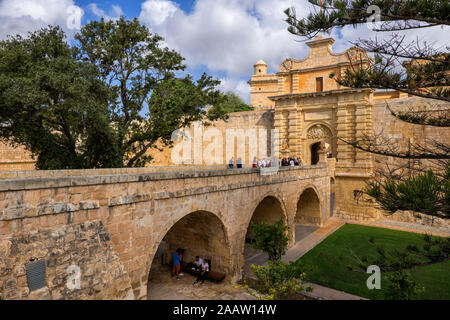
left=282, top=219, right=345, bottom=263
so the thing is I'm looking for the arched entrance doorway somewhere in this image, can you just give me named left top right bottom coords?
left=244, top=196, right=286, bottom=273
left=303, top=124, right=334, bottom=165
left=148, top=211, right=231, bottom=299
left=310, top=142, right=321, bottom=165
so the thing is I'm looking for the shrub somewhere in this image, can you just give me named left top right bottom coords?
left=385, top=271, right=424, bottom=300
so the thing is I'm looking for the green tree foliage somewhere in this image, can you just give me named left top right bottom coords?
left=285, top=0, right=450, bottom=218
left=249, top=218, right=290, bottom=261
left=211, top=92, right=253, bottom=113
left=385, top=270, right=425, bottom=300
left=75, top=17, right=228, bottom=167
left=0, top=27, right=118, bottom=169
left=0, top=18, right=230, bottom=169
left=245, top=260, right=311, bottom=300
left=366, top=167, right=450, bottom=218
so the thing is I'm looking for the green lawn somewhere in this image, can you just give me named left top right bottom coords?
left=295, top=223, right=450, bottom=300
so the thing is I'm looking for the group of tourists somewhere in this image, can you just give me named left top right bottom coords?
left=228, top=156, right=243, bottom=169
left=171, top=248, right=210, bottom=286
left=228, top=156, right=281, bottom=169
left=281, top=157, right=302, bottom=167
left=253, top=157, right=278, bottom=168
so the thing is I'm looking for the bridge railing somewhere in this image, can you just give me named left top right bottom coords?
left=0, top=162, right=330, bottom=180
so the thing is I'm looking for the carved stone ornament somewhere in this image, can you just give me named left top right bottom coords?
left=306, top=124, right=332, bottom=140
left=280, top=59, right=292, bottom=72
left=347, top=47, right=367, bottom=63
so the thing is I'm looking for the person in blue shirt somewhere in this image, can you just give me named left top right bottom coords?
left=171, top=248, right=183, bottom=280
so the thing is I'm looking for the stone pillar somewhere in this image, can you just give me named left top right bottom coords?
left=277, top=75, right=285, bottom=94
left=355, top=104, right=372, bottom=163
left=292, top=73, right=299, bottom=94
left=336, top=104, right=352, bottom=163
left=287, top=106, right=301, bottom=157
left=274, top=110, right=286, bottom=158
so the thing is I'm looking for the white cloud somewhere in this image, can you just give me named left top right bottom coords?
left=88, top=3, right=124, bottom=21
left=138, top=0, right=448, bottom=103
left=140, top=0, right=178, bottom=26
left=219, top=78, right=251, bottom=103
left=138, top=0, right=312, bottom=102
left=0, top=0, right=84, bottom=40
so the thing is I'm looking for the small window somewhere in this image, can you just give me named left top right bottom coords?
left=316, top=77, right=323, bottom=92
left=258, top=69, right=261, bottom=73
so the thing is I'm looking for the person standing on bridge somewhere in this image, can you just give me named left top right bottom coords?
left=172, top=248, right=182, bottom=280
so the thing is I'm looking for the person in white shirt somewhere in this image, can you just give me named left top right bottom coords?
left=290, top=159, right=295, bottom=166
left=192, top=256, right=203, bottom=272
left=261, top=159, right=266, bottom=167
left=194, top=259, right=209, bottom=286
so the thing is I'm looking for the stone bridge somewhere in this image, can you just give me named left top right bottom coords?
left=0, top=160, right=335, bottom=300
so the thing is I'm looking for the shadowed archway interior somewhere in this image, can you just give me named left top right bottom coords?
left=296, top=188, right=321, bottom=226
left=245, top=196, right=285, bottom=242
left=149, top=211, right=231, bottom=284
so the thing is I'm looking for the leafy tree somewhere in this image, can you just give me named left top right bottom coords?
left=0, top=18, right=230, bottom=169
left=211, top=92, right=253, bottom=114
left=0, top=27, right=118, bottom=169
left=285, top=0, right=450, bottom=218
left=366, top=168, right=450, bottom=218
left=75, top=17, right=229, bottom=168
left=243, top=260, right=311, bottom=300
left=249, top=218, right=290, bottom=261
left=385, top=270, right=425, bottom=300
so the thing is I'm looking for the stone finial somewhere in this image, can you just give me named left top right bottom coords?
left=314, top=35, right=324, bottom=41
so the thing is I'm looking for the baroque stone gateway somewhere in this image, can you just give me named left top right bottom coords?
left=0, top=36, right=448, bottom=300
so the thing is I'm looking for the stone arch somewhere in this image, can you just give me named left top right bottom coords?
left=295, top=186, right=322, bottom=226
left=240, top=194, right=288, bottom=276
left=245, top=193, right=288, bottom=242
left=147, top=210, right=232, bottom=298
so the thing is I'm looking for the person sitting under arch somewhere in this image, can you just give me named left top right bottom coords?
left=193, top=258, right=209, bottom=286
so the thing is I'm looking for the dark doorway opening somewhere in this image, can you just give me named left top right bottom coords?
left=311, top=142, right=321, bottom=165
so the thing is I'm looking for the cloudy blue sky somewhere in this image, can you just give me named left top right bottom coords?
left=0, top=0, right=447, bottom=103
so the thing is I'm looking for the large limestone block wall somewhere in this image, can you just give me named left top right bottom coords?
left=0, top=164, right=332, bottom=299
left=0, top=221, right=133, bottom=300
left=372, top=96, right=450, bottom=171
left=334, top=96, right=450, bottom=221
left=149, top=109, right=275, bottom=166
left=0, top=142, right=35, bottom=172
